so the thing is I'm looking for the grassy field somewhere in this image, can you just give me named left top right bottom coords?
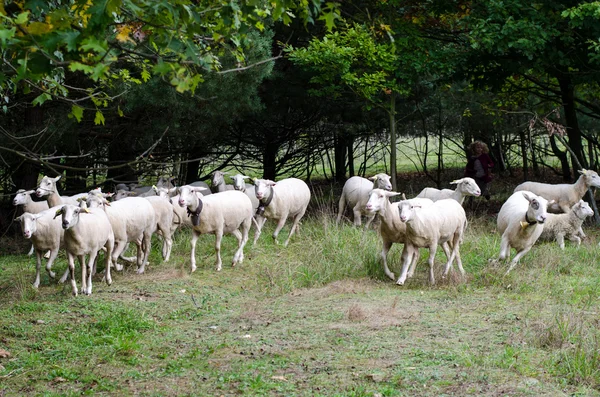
left=2, top=179, right=600, bottom=396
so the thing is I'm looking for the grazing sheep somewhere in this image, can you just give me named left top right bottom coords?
left=494, top=191, right=549, bottom=274
left=14, top=207, right=70, bottom=288
left=514, top=169, right=600, bottom=213
left=177, top=186, right=253, bottom=272
left=145, top=196, right=175, bottom=261
left=86, top=193, right=156, bottom=274
left=397, top=198, right=468, bottom=285
left=211, top=171, right=234, bottom=193
left=253, top=178, right=311, bottom=246
left=35, top=175, right=87, bottom=207
left=364, top=189, right=434, bottom=282
left=229, top=174, right=259, bottom=212
left=416, top=177, right=481, bottom=205
left=539, top=200, right=594, bottom=249
left=337, top=174, right=393, bottom=228
left=54, top=204, right=114, bottom=296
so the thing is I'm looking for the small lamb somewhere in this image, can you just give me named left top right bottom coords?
left=337, top=174, right=393, bottom=228
left=494, top=191, right=549, bottom=274
left=253, top=178, right=311, bottom=246
left=514, top=169, right=600, bottom=213
left=416, top=177, right=481, bottom=204
left=539, top=200, right=594, bottom=249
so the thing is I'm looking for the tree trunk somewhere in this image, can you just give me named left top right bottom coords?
left=519, top=127, right=529, bottom=181
left=389, top=94, right=397, bottom=190
left=549, top=135, right=571, bottom=182
left=333, top=127, right=347, bottom=183
left=347, top=137, right=355, bottom=177
left=185, top=155, right=200, bottom=184
left=558, top=76, right=588, bottom=173
left=263, top=142, right=277, bottom=180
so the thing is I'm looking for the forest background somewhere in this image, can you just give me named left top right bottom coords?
left=3, top=0, right=600, bottom=227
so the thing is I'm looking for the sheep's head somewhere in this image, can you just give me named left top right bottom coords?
left=212, top=171, right=227, bottom=187
left=365, top=189, right=402, bottom=214
left=15, top=212, right=43, bottom=239
left=370, top=174, right=392, bottom=191
left=36, top=175, right=61, bottom=198
left=254, top=179, right=276, bottom=200
left=573, top=200, right=594, bottom=219
left=13, top=189, right=35, bottom=206
left=230, top=174, right=250, bottom=191
left=521, top=192, right=548, bottom=224
left=580, top=169, right=600, bottom=188
left=451, top=178, right=481, bottom=197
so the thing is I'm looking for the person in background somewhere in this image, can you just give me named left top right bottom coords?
left=465, top=140, right=494, bottom=201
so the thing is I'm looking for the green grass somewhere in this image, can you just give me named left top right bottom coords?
left=2, top=196, right=600, bottom=396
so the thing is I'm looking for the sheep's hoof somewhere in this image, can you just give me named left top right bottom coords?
left=190, top=265, right=197, bottom=273
left=72, top=290, right=78, bottom=297
left=396, top=280, right=405, bottom=286
left=114, top=263, right=123, bottom=271
left=136, top=268, right=145, bottom=275
left=48, top=271, right=56, bottom=279
left=32, top=282, right=40, bottom=289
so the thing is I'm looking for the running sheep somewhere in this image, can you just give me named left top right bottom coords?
left=539, top=200, right=593, bottom=249
left=514, top=169, right=600, bottom=213
left=494, top=191, right=549, bottom=274
left=253, top=178, right=311, bottom=246
left=337, top=174, right=393, bottom=228
left=177, top=186, right=254, bottom=272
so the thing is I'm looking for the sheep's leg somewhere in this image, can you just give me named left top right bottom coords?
left=78, top=255, right=86, bottom=296
left=84, top=253, right=96, bottom=295
left=396, top=244, right=415, bottom=286
left=137, top=231, right=152, bottom=274
left=505, top=247, right=532, bottom=275
left=33, top=250, right=43, bottom=289
left=45, top=249, right=59, bottom=280
left=27, top=244, right=35, bottom=256
left=111, top=240, right=126, bottom=271
left=352, top=204, right=362, bottom=227
left=68, top=253, right=78, bottom=296
left=381, top=239, right=395, bottom=281
left=190, top=230, right=200, bottom=273
left=231, top=229, right=243, bottom=266
left=336, top=196, right=346, bottom=225
left=498, top=234, right=511, bottom=262
left=162, top=227, right=173, bottom=262
left=58, top=266, right=70, bottom=283
left=556, top=233, right=565, bottom=250
left=214, top=229, right=224, bottom=272
left=234, top=217, right=252, bottom=265
left=569, top=235, right=582, bottom=247
left=427, top=244, right=438, bottom=285
left=272, top=216, right=287, bottom=245
left=284, top=210, right=305, bottom=247
left=363, top=214, right=375, bottom=230
left=440, top=242, right=453, bottom=272
left=103, top=238, right=114, bottom=286
left=253, top=215, right=267, bottom=245
left=407, top=249, right=421, bottom=278
left=578, top=227, right=586, bottom=239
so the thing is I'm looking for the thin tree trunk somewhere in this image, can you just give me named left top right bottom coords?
left=389, top=94, right=397, bottom=191
left=558, top=76, right=588, bottom=172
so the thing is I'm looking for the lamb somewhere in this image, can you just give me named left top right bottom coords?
left=539, top=200, right=593, bottom=249
left=13, top=189, right=49, bottom=214
left=86, top=192, right=156, bottom=274
left=211, top=171, right=234, bottom=193
left=416, top=177, right=481, bottom=204
left=229, top=174, right=259, bottom=212
left=364, top=189, right=434, bottom=282
left=397, top=198, right=468, bottom=285
left=177, top=186, right=254, bottom=272
left=35, top=175, right=87, bottom=207
left=14, top=207, right=71, bottom=288
left=253, top=178, right=311, bottom=246
left=54, top=204, right=114, bottom=296
left=337, top=174, right=393, bottom=228
left=494, top=191, right=549, bottom=274
left=145, top=196, right=175, bottom=261
left=514, top=169, right=600, bottom=213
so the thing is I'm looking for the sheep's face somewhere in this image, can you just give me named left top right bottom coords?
left=114, top=190, right=134, bottom=201
left=458, top=178, right=481, bottom=197
left=16, top=213, right=40, bottom=239
left=36, top=176, right=58, bottom=198
left=86, top=193, right=104, bottom=209
left=574, top=201, right=594, bottom=219
left=365, top=190, right=385, bottom=214
left=178, top=186, right=196, bottom=208
left=523, top=193, right=548, bottom=224
left=57, top=205, right=81, bottom=230
left=371, top=174, right=392, bottom=191
left=13, top=190, right=32, bottom=206
left=583, top=170, right=600, bottom=188
left=254, top=179, right=275, bottom=200
left=212, top=171, right=226, bottom=187
left=398, top=201, right=416, bottom=223
left=231, top=174, right=248, bottom=191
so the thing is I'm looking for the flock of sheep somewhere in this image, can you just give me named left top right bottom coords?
left=11, top=168, right=600, bottom=295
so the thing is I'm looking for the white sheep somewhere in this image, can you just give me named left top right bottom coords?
left=337, top=174, right=392, bottom=228
left=145, top=196, right=175, bottom=261
left=514, top=169, right=600, bottom=213
left=229, top=174, right=259, bottom=212
left=253, top=178, right=311, bottom=246
left=211, top=171, right=234, bottom=193
left=494, top=191, right=549, bottom=274
left=416, top=177, right=481, bottom=204
left=35, top=175, right=87, bottom=207
left=397, top=198, right=468, bottom=285
left=364, top=189, right=434, bottom=282
left=154, top=186, right=207, bottom=232
left=86, top=193, right=156, bottom=274
left=13, top=189, right=49, bottom=214
left=539, top=200, right=594, bottom=249
left=177, top=186, right=254, bottom=272
left=54, top=204, right=114, bottom=296
left=14, top=207, right=71, bottom=288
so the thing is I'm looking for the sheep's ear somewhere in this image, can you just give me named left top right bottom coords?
left=521, top=192, right=534, bottom=202
left=401, top=193, right=407, bottom=200
left=26, top=189, right=36, bottom=195
left=368, top=176, right=377, bottom=181
left=192, top=187, right=210, bottom=193
left=579, top=169, right=587, bottom=175
left=547, top=199, right=556, bottom=206
left=152, top=185, right=158, bottom=191
left=266, top=180, right=277, bottom=186
left=168, top=187, right=177, bottom=194
left=450, top=179, right=462, bottom=185
left=53, top=208, right=63, bottom=219
left=384, top=191, right=402, bottom=198
left=242, top=175, right=250, bottom=180
left=53, top=175, right=62, bottom=182
left=14, top=215, right=23, bottom=222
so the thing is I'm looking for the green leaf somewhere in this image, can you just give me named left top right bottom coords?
left=70, top=105, right=84, bottom=122
left=94, top=110, right=105, bottom=125
left=0, top=28, right=16, bottom=45
left=141, top=68, right=151, bottom=83
left=31, top=93, right=51, bottom=106
left=15, top=11, right=30, bottom=25
left=60, top=32, right=81, bottom=52
left=80, top=37, right=107, bottom=54
left=69, top=62, right=94, bottom=74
